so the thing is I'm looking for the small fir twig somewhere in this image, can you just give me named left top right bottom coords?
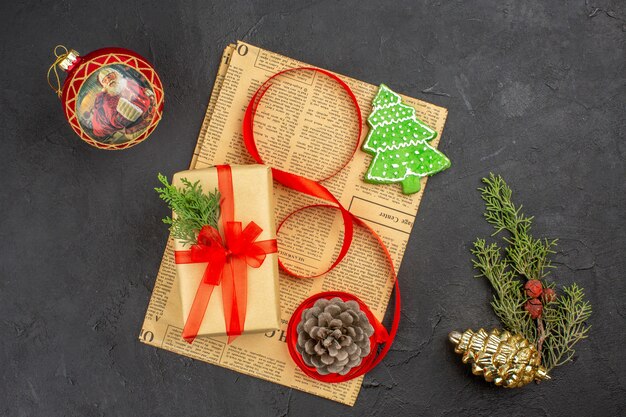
left=472, top=174, right=591, bottom=372
left=155, top=173, right=220, bottom=246
left=542, top=284, right=592, bottom=371
left=471, top=239, right=536, bottom=341
left=536, top=317, right=546, bottom=356
left=479, top=173, right=557, bottom=280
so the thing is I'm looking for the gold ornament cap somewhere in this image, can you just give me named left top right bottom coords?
left=47, top=45, right=81, bottom=98
left=58, top=49, right=80, bottom=71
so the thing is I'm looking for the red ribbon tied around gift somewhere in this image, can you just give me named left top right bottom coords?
left=174, top=165, right=277, bottom=344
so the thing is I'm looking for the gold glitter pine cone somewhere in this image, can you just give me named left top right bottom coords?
left=449, top=328, right=550, bottom=388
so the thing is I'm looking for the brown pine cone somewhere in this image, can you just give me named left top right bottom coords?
left=295, top=297, right=375, bottom=375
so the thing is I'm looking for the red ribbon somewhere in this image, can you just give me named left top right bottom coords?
left=174, top=165, right=277, bottom=344
left=242, top=68, right=401, bottom=382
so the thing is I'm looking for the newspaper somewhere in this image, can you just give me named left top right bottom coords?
left=140, top=41, right=448, bottom=406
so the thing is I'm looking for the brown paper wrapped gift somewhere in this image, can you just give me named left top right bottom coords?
left=172, top=165, right=280, bottom=339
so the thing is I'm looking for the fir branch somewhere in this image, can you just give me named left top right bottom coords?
left=472, top=239, right=536, bottom=342
left=541, top=284, right=592, bottom=371
left=473, top=174, right=592, bottom=372
left=479, top=173, right=557, bottom=280
left=155, top=173, right=220, bottom=246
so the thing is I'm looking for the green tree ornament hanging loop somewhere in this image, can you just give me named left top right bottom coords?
left=362, top=85, right=451, bottom=194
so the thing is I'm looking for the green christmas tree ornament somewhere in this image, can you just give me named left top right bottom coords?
left=362, top=84, right=451, bottom=194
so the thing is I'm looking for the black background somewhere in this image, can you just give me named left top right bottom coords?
left=1, top=1, right=625, bottom=416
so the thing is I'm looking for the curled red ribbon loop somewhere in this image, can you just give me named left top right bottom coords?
left=174, top=165, right=278, bottom=344
left=242, top=68, right=401, bottom=382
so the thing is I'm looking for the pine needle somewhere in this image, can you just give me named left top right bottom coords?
left=472, top=239, right=536, bottom=342
left=155, top=173, right=220, bottom=246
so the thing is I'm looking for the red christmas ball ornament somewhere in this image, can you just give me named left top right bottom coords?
left=524, top=298, right=543, bottom=319
left=47, top=45, right=164, bottom=150
left=524, top=279, right=543, bottom=299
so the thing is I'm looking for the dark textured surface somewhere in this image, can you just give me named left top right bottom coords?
left=1, top=1, right=625, bottom=416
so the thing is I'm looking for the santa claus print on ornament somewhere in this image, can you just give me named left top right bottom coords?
left=76, top=64, right=156, bottom=145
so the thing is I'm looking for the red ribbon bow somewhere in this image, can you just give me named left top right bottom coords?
left=174, top=165, right=277, bottom=344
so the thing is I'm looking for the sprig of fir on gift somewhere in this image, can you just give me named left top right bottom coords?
left=155, top=174, right=220, bottom=246
left=471, top=173, right=591, bottom=372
